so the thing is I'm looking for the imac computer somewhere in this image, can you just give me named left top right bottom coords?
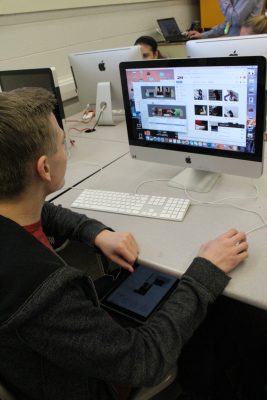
left=68, top=45, right=142, bottom=126
left=120, top=56, right=266, bottom=192
left=0, top=67, right=66, bottom=133
left=186, top=34, right=267, bottom=58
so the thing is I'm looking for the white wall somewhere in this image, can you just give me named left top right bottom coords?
left=0, top=0, right=199, bottom=115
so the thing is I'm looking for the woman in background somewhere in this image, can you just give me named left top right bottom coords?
left=134, top=36, right=164, bottom=59
left=240, top=14, right=267, bottom=34
left=188, top=0, right=264, bottom=39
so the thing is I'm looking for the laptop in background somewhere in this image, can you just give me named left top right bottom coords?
left=157, top=18, right=188, bottom=43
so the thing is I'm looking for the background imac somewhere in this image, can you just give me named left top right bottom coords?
left=0, top=68, right=66, bottom=133
left=120, top=57, right=266, bottom=192
left=186, top=34, right=267, bottom=126
left=69, top=45, right=142, bottom=125
left=186, top=34, right=267, bottom=58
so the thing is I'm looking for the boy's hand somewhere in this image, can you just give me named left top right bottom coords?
left=198, top=229, right=248, bottom=273
left=94, top=230, right=139, bottom=272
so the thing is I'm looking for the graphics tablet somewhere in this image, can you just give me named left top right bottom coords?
left=100, top=263, right=179, bottom=323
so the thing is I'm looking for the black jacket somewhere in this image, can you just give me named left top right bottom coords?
left=0, top=202, right=230, bottom=400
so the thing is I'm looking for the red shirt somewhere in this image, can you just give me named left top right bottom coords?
left=113, top=385, right=131, bottom=400
left=23, top=221, right=54, bottom=252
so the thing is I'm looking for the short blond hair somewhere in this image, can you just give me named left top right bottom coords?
left=242, top=15, right=267, bottom=34
left=0, top=87, right=57, bottom=199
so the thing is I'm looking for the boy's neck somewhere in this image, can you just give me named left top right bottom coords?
left=0, top=191, right=44, bottom=226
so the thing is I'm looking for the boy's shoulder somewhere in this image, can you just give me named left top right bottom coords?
left=0, top=215, right=66, bottom=325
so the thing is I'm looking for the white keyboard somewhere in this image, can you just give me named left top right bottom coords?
left=71, top=189, right=190, bottom=222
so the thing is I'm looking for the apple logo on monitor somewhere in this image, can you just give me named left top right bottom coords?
left=98, top=60, right=106, bottom=71
left=229, top=50, right=238, bottom=57
left=185, top=156, right=191, bottom=164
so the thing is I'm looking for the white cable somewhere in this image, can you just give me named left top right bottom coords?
left=135, top=179, right=169, bottom=194
left=246, top=222, right=267, bottom=235
left=103, top=266, right=122, bottom=281
left=184, top=180, right=259, bottom=205
left=93, top=103, right=107, bottom=130
left=135, top=178, right=259, bottom=204
left=60, top=162, right=104, bottom=191
left=134, top=177, right=266, bottom=236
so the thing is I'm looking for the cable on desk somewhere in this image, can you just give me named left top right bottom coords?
left=60, top=161, right=104, bottom=192
left=68, top=127, right=90, bottom=134
left=66, top=105, right=95, bottom=124
left=66, top=103, right=107, bottom=134
left=135, top=177, right=267, bottom=236
left=85, top=103, right=107, bottom=133
left=246, top=222, right=267, bottom=235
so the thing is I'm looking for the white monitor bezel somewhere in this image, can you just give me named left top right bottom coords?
left=186, top=34, right=267, bottom=59
left=68, top=45, right=142, bottom=110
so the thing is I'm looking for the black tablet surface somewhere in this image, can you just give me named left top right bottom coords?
left=100, top=263, right=179, bottom=323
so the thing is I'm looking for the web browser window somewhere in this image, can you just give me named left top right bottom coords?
left=126, top=65, right=258, bottom=153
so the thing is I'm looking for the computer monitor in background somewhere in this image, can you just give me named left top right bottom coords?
left=120, top=56, right=266, bottom=192
left=0, top=68, right=66, bottom=133
left=68, top=46, right=142, bottom=126
left=186, top=34, right=267, bottom=58
left=186, top=34, right=267, bottom=124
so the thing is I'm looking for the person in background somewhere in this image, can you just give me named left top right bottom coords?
left=0, top=87, right=249, bottom=400
left=240, top=14, right=267, bottom=34
left=188, top=0, right=264, bottom=39
left=134, top=35, right=164, bottom=59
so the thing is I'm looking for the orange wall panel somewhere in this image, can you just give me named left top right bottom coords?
left=200, top=0, right=225, bottom=29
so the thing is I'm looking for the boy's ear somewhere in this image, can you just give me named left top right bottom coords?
left=36, top=155, right=51, bottom=182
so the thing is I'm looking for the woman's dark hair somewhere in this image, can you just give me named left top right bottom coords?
left=134, top=35, right=164, bottom=59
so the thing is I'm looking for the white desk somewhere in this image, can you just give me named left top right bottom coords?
left=48, top=135, right=129, bottom=201
left=52, top=153, right=267, bottom=311
left=66, top=115, right=128, bottom=143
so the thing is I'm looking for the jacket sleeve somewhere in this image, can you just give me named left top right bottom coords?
left=41, top=202, right=110, bottom=246
left=18, top=257, right=230, bottom=387
left=201, top=23, right=226, bottom=38
left=219, top=0, right=259, bottom=25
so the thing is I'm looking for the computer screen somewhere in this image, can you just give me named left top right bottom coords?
left=0, top=68, right=65, bottom=132
left=120, top=56, right=266, bottom=192
left=69, top=46, right=142, bottom=125
left=186, top=34, right=267, bottom=58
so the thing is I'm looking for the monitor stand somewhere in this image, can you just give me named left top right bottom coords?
left=96, top=82, right=115, bottom=126
left=168, top=168, right=221, bottom=193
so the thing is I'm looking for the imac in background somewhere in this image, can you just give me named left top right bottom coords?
left=186, top=34, right=267, bottom=58
left=186, top=34, right=267, bottom=127
left=69, top=46, right=142, bottom=126
left=120, top=57, right=266, bottom=192
left=0, top=68, right=66, bottom=133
